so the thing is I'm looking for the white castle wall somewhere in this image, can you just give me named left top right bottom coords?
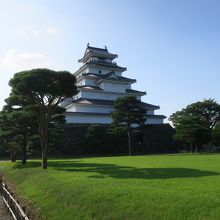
left=86, top=67, right=123, bottom=76
left=76, top=78, right=85, bottom=86
left=67, top=47, right=165, bottom=125
left=67, top=104, right=113, bottom=113
left=66, top=103, right=155, bottom=116
left=65, top=114, right=112, bottom=124
left=98, top=82, right=128, bottom=93
left=77, top=78, right=96, bottom=86
left=146, top=118, right=164, bottom=124
left=90, top=57, right=112, bottom=63
left=73, top=90, right=142, bottom=103
left=85, top=78, right=96, bottom=86
left=65, top=114, right=163, bottom=124
left=86, top=67, right=109, bottom=75
left=76, top=105, right=113, bottom=113
left=147, top=110, right=154, bottom=115
left=80, top=90, right=123, bottom=100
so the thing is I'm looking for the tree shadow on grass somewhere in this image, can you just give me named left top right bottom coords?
left=55, top=163, right=220, bottom=179
left=13, top=160, right=220, bottom=180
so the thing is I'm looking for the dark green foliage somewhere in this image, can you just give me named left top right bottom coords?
left=76, top=123, right=176, bottom=156
left=9, top=69, right=77, bottom=100
left=84, top=124, right=110, bottom=154
left=108, top=124, right=128, bottom=148
left=0, top=111, right=23, bottom=161
left=8, top=69, right=78, bottom=168
left=85, top=124, right=109, bottom=148
left=170, top=99, right=220, bottom=152
left=63, top=125, right=89, bottom=155
left=0, top=92, right=38, bottom=163
left=213, top=122, right=220, bottom=146
left=27, top=135, right=41, bottom=156
left=0, top=102, right=67, bottom=160
left=112, top=96, right=146, bottom=127
left=174, top=116, right=211, bottom=152
left=141, top=124, right=177, bottom=153
left=0, top=106, right=37, bottom=162
left=48, top=106, right=66, bottom=155
left=170, top=99, right=220, bottom=129
left=84, top=124, right=128, bottom=155
left=184, top=99, right=220, bottom=129
left=112, top=96, right=146, bottom=155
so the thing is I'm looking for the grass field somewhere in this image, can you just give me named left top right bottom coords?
left=1, top=154, right=220, bottom=220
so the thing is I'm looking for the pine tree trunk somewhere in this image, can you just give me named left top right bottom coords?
left=39, top=114, right=49, bottom=169
left=22, top=133, right=27, bottom=165
left=42, top=147, right=48, bottom=169
left=41, top=130, right=48, bottom=169
left=128, top=129, right=132, bottom=156
left=10, top=151, right=16, bottom=162
left=189, top=136, right=193, bottom=153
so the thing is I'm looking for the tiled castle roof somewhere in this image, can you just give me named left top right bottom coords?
left=78, top=45, right=118, bottom=63
left=86, top=60, right=126, bottom=71
left=64, top=111, right=166, bottom=119
left=79, top=72, right=136, bottom=83
left=71, top=98, right=160, bottom=110
left=126, top=89, right=146, bottom=95
left=78, top=85, right=103, bottom=90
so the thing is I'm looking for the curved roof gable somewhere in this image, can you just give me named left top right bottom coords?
left=79, top=44, right=118, bottom=63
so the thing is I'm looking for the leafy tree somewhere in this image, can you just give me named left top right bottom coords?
left=0, top=94, right=66, bottom=163
left=112, top=96, right=146, bottom=156
left=172, top=115, right=211, bottom=152
left=47, top=106, right=66, bottom=155
left=213, top=122, right=220, bottom=146
left=170, top=99, right=220, bottom=152
left=9, top=69, right=78, bottom=169
left=171, top=99, right=220, bottom=129
left=0, top=112, right=22, bottom=162
left=1, top=97, right=37, bottom=164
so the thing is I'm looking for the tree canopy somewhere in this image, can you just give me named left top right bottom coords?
left=170, top=99, right=220, bottom=152
left=112, top=96, right=146, bottom=155
left=1, top=93, right=38, bottom=163
left=8, top=69, right=78, bottom=169
left=213, top=122, right=220, bottom=146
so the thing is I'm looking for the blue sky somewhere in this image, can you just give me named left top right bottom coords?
left=1, top=0, right=220, bottom=122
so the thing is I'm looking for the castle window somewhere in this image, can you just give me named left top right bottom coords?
left=98, top=58, right=106, bottom=62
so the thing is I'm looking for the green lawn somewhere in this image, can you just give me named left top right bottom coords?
left=1, top=154, right=220, bottom=220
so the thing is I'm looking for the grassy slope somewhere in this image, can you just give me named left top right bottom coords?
left=1, top=154, right=220, bottom=220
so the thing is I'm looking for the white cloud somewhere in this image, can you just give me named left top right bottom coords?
left=46, top=27, right=58, bottom=34
left=16, top=25, right=39, bottom=37
left=0, top=49, right=50, bottom=71
left=15, top=25, right=59, bottom=37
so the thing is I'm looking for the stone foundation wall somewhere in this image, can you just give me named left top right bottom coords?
left=62, top=123, right=176, bottom=155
